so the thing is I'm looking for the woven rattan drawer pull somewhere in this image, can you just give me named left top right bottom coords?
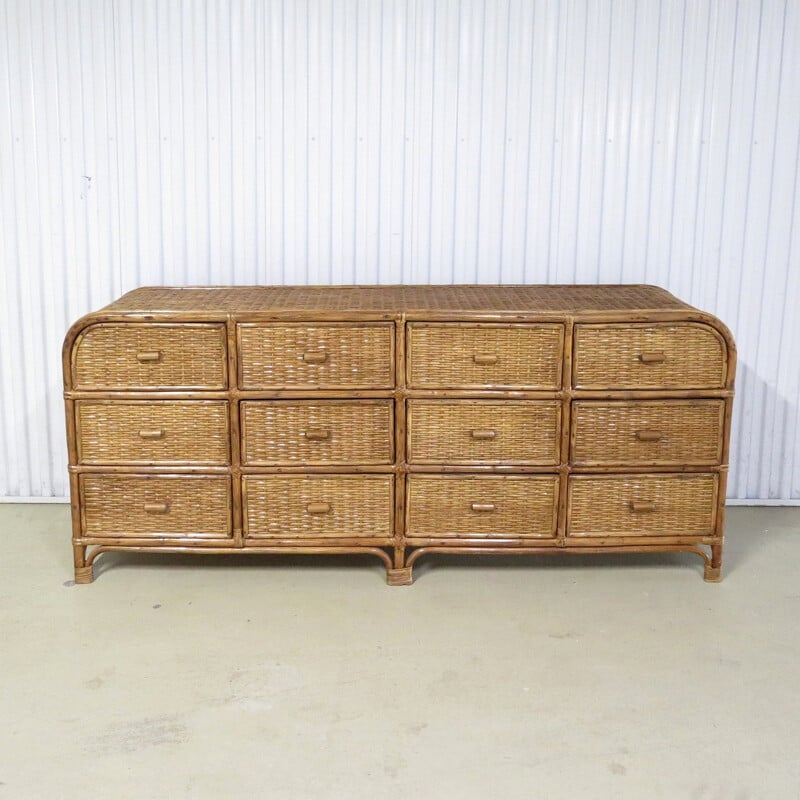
left=472, top=353, right=498, bottom=365
left=302, top=429, right=330, bottom=441
left=138, top=429, right=165, bottom=440
left=302, top=351, right=328, bottom=364
left=143, top=502, right=170, bottom=514
left=629, top=501, right=657, bottom=513
left=634, top=430, right=662, bottom=442
left=638, top=351, right=666, bottom=364
left=306, top=502, right=331, bottom=515
left=471, top=429, right=497, bottom=440
left=470, top=502, right=496, bottom=512
left=136, top=351, right=162, bottom=363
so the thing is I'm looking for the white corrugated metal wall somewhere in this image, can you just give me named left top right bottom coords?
left=0, top=0, right=798, bottom=502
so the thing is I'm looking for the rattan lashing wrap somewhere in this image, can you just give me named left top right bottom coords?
left=406, top=475, right=559, bottom=537
left=76, top=400, right=230, bottom=465
left=573, top=323, right=727, bottom=389
left=407, top=400, right=560, bottom=465
left=244, top=475, right=394, bottom=537
left=407, top=323, right=563, bottom=388
left=567, top=474, right=717, bottom=536
left=241, top=400, right=393, bottom=465
left=238, top=323, right=394, bottom=389
left=73, top=323, right=227, bottom=389
left=80, top=475, right=232, bottom=536
left=571, top=400, right=725, bottom=466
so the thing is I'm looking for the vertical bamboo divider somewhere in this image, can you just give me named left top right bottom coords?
left=556, top=317, right=575, bottom=546
left=388, top=315, right=412, bottom=584
left=227, top=315, right=243, bottom=547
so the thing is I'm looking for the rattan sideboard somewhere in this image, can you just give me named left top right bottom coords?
left=63, top=285, right=735, bottom=585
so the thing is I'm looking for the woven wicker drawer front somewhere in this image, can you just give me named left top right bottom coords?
left=573, top=323, right=727, bottom=389
left=407, top=400, right=560, bottom=465
left=76, top=401, right=230, bottom=465
left=406, top=475, right=559, bottom=538
left=571, top=400, right=725, bottom=466
left=407, top=323, right=564, bottom=389
left=567, top=474, right=717, bottom=537
left=80, top=475, right=232, bottom=538
left=72, top=323, right=227, bottom=390
left=241, top=400, right=394, bottom=465
left=244, top=475, right=394, bottom=538
left=238, top=323, right=394, bottom=389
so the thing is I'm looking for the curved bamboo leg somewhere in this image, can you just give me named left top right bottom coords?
left=704, top=544, right=722, bottom=582
left=82, top=544, right=397, bottom=583
left=73, top=544, right=93, bottom=584
left=404, top=545, right=717, bottom=583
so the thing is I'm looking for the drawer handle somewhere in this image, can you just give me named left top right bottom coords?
left=138, top=429, right=165, bottom=440
left=302, top=351, right=328, bottom=364
left=635, top=430, right=662, bottom=442
left=136, top=351, right=162, bottom=363
left=303, top=429, right=330, bottom=441
left=143, top=502, right=169, bottom=514
left=471, top=429, right=497, bottom=440
left=306, top=502, right=331, bottom=515
left=629, top=501, right=657, bottom=513
left=638, top=351, right=666, bottom=364
left=470, top=502, right=496, bottom=512
left=473, top=353, right=498, bottom=365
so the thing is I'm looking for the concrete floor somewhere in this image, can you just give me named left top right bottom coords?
left=1, top=505, right=799, bottom=799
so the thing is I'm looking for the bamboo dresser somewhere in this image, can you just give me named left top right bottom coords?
left=63, top=285, right=735, bottom=585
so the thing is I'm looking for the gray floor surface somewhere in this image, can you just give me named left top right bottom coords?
left=1, top=504, right=798, bottom=799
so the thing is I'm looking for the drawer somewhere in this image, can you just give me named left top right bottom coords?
left=567, top=474, right=718, bottom=537
left=80, top=475, right=232, bottom=538
left=572, top=323, right=727, bottom=389
left=407, top=400, right=561, bottom=465
left=570, top=400, right=725, bottom=467
left=241, top=400, right=394, bottom=466
left=406, top=323, right=564, bottom=389
left=237, top=323, right=394, bottom=389
left=243, top=475, right=394, bottom=538
left=406, top=475, right=559, bottom=538
left=75, top=401, right=230, bottom=465
left=72, top=323, right=227, bottom=390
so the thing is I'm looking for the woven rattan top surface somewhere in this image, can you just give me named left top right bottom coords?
left=103, top=285, right=694, bottom=315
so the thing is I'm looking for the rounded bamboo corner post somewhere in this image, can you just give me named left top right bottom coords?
left=705, top=544, right=723, bottom=582
left=386, top=566, right=413, bottom=586
left=72, top=543, right=92, bottom=583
